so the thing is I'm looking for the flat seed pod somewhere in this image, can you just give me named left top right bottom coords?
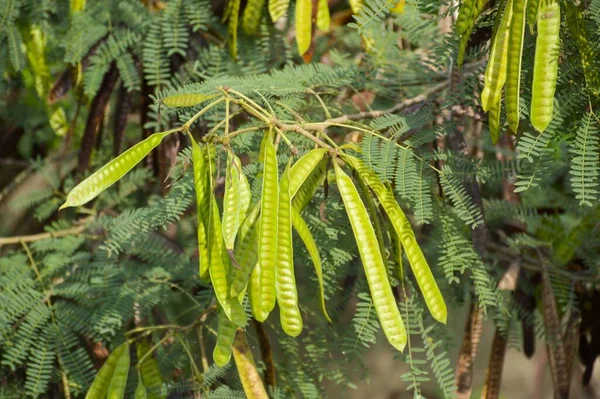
left=481, top=0, right=513, bottom=112
left=192, top=141, right=211, bottom=281
left=348, top=0, right=363, bottom=14
left=228, top=0, right=242, bottom=58
left=229, top=204, right=261, bottom=297
left=526, top=0, right=540, bottom=34
left=292, top=158, right=328, bottom=212
left=291, top=207, right=332, bottom=322
left=276, top=162, right=303, bottom=337
left=134, top=374, right=147, bottom=399
left=136, top=341, right=165, bottom=399
left=162, top=93, right=218, bottom=107
left=249, top=262, right=269, bottom=321
left=222, top=152, right=251, bottom=250
left=258, top=136, right=279, bottom=315
left=296, top=0, right=312, bottom=56
left=213, top=307, right=238, bottom=367
left=289, top=148, right=327, bottom=197
left=60, top=131, right=172, bottom=210
left=565, top=2, right=600, bottom=96
left=506, top=0, right=527, bottom=133
left=456, top=0, right=478, bottom=36
left=268, top=0, right=290, bottom=22
left=85, top=344, right=129, bottom=399
left=208, top=195, right=247, bottom=327
left=489, top=99, right=502, bottom=144
left=242, top=0, right=266, bottom=35
left=316, top=0, right=330, bottom=32
left=530, top=0, right=560, bottom=132
left=342, top=155, right=447, bottom=324
left=107, top=344, right=130, bottom=399
left=334, top=162, right=407, bottom=352
left=232, top=330, right=269, bottom=399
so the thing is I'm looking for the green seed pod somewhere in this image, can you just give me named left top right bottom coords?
left=530, top=0, right=560, bottom=132
left=60, top=132, right=172, bottom=210
left=334, top=162, right=407, bottom=352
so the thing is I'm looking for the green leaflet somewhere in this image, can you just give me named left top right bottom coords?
left=295, top=0, right=312, bottom=55
left=242, top=0, right=266, bottom=35
left=222, top=152, right=251, bottom=250
left=268, top=0, right=290, bottom=22
left=291, top=207, right=332, bottom=322
left=60, top=131, right=173, bottom=209
left=162, top=93, right=218, bottom=107
left=85, top=344, right=129, bottom=399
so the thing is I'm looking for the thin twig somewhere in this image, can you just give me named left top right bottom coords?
left=0, top=217, right=93, bottom=246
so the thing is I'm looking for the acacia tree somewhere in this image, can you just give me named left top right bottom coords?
left=0, top=0, right=599, bottom=398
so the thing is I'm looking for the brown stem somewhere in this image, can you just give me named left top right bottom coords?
left=0, top=217, right=92, bottom=246
left=253, top=320, right=276, bottom=388
left=77, top=63, right=119, bottom=174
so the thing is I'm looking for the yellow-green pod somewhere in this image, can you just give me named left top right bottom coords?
left=342, top=155, right=447, bottom=324
left=316, top=0, right=330, bottom=32
left=291, top=207, right=332, bottom=322
left=232, top=330, right=269, bottom=399
left=530, top=0, right=560, bottom=132
left=249, top=262, right=269, bottom=321
left=228, top=0, right=242, bottom=58
left=526, top=0, right=539, bottom=34
left=457, top=25, right=472, bottom=68
left=213, top=307, right=238, bottom=367
left=292, top=158, right=328, bottom=212
left=334, top=162, right=407, bottom=351
left=192, top=140, right=211, bottom=281
left=455, top=0, right=478, bottom=36
left=348, top=0, right=364, bottom=14
left=85, top=344, right=129, bottom=399
left=242, top=0, right=266, bottom=35
left=258, top=136, right=279, bottom=315
left=222, top=152, right=251, bottom=250
left=269, top=0, right=290, bottom=22
left=276, top=162, right=303, bottom=337
left=107, top=344, right=130, bottom=399
left=289, top=149, right=328, bottom=197
left=296, top=0, right=312, bottom=56
left=208, top=195, right=247, bottom=327
left=229, top=204, right=260, bottom=297
left=506, top=0, right=527, bottom=133
left=480, top=0, right=513, bottom=112
left=489, top=99, right=502, bottom=144
left=134, top=373, right=147, bottom=399
left=162, top=93, right=218, bottom=108
left=136, top=341, right=165, bottom=399
left=565, top=2, right=599, bottom=96
left=457, top=0, right=488, bottom=68
left=60, top=132, right=172, bottom=209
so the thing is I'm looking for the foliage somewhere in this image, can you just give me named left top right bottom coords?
left=0, top=0, right=599, bottom=398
